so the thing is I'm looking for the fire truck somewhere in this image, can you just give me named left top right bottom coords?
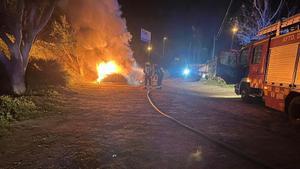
left=235, top=13, right=300, bottom=124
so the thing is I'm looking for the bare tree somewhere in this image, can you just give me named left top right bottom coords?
left=236, top=0, right=284, bottom=45
left=0, top=0, right=56, bottom=94
left=253, top=0, right=284, bottom=27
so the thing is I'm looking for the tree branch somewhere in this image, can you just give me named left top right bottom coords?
left=263, top=0, right=269, bottom=19
left=0, top=33, right=13, bottom=48
left=269, top=0, right=283, bottom=21
left=29, top=4, right=37, bottom=27
left=253, top=0, right=265, bottom=25
left=21, top=1, right=57, bottom=68
left=17, top=0, right=25, bottom=22
left=35, top=1, right=57, bottom=34
left=15, top=0, right=25, bottom=48
left=21, top=40, right=33, bottom=68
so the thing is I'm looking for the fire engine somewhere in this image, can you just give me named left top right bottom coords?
left=235, top=13, right=300, bottom=124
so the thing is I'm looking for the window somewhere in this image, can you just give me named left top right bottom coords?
left=252, top=45, right=262, bottom=64
left=240, top=49, right=249, bottom=67
left=219, top=52, right=237, bottom=67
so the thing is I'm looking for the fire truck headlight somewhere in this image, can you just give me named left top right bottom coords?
left=183, top=68, right=190, bottom=76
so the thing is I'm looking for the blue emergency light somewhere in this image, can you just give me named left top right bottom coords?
left=183, top=68, right=190, bottom=76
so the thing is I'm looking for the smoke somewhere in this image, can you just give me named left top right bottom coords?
left=59, top=0, right=142, bottom=84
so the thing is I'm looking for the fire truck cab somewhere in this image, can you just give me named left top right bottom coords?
left=235, top=13, right=300, bottom=124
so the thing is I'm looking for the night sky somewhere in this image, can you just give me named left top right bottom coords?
left=118, top=0, right=242, bottom=66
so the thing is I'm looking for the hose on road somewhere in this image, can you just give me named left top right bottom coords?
left=147, top=90, right=276, bottom=169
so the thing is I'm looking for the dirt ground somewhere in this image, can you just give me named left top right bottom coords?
left=0, top=81, right=299, bottom=169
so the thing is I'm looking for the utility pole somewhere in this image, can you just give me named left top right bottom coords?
left=211, top=0, right=234, bottom=76
left=162, top=37, right=167, bottom=58
left=147, top=44, right=152, bottom=63
left=212, top=35, right=216, bottom=59
left=212, top=35, right=217, bottom=76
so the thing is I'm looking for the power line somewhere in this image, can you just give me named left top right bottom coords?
left=216, top=0, right=234, bottom=39
left=212, top=0, right=234, bottom=60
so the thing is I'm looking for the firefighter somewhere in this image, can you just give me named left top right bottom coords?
left=156, top=66, right=164, bottom=89
left=153, top=64, right=158, bottom=81
left=144, top=62, right=152, bottom=89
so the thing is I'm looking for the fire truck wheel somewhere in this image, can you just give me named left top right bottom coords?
left=241, top=88, right=252, bottom=103
left=288, top=96, right=300, bottom=126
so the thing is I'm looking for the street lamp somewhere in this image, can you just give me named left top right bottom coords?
left=163, top=37, right=167, bottom=58
left=147, top=45, right=152, bottom=52
left=231, top=26, right=238, bottom=49
left=147, top=44, right=152, bottom=62
left=232, top=26, right=238, bottom=33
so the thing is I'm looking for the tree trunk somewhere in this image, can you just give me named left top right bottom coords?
left=0, top=0, right=57, bottom=95
left=9, top=61, right=26, bottom=95
left=6, top=48, right=27, bottom=95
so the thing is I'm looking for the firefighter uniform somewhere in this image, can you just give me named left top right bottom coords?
left=144, top=63, right=152, bottom=88
left=156, top=67, right=164, bottom=89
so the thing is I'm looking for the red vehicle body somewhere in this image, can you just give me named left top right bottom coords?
left=235, top=13, right=300, bottom=124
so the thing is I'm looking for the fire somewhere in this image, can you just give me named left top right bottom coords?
left=96, top=61, right=121, bottom=83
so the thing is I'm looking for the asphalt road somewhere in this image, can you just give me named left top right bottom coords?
left=0, top=82, right=300, bottom=169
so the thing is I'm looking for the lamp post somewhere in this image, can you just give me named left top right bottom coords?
left=147, top=45, right=153, bottom=53
left=231, top=26, right=238, bottom=50
left=147, top=44, right=152, bottom=62
left=162, top=37, right=167, bottom=58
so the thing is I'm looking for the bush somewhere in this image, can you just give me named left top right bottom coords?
left=26, top=59, right=69, bottom=89
left=0, top=96, right=37, bottom=122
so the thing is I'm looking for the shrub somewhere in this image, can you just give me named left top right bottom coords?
left=0, top=96, right=37, bottom=123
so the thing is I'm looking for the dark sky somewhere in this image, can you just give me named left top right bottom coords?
left=119, top=0, right=241, bottom=66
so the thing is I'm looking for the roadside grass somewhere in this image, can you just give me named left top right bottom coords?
left=0, top=87, right=64, bottom=136
left=0, top=95, right=38, bottom=134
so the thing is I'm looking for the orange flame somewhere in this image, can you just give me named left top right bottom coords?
left=96, top=61, right=121, bottom=83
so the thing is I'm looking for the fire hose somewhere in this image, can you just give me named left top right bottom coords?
left=147, top=90, right=276, bottom=169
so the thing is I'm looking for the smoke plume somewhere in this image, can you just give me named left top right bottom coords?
left=59, top=0, right=142, bottom=84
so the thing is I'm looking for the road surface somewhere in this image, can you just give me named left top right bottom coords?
left=0, top=81, right=300, bottom=169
